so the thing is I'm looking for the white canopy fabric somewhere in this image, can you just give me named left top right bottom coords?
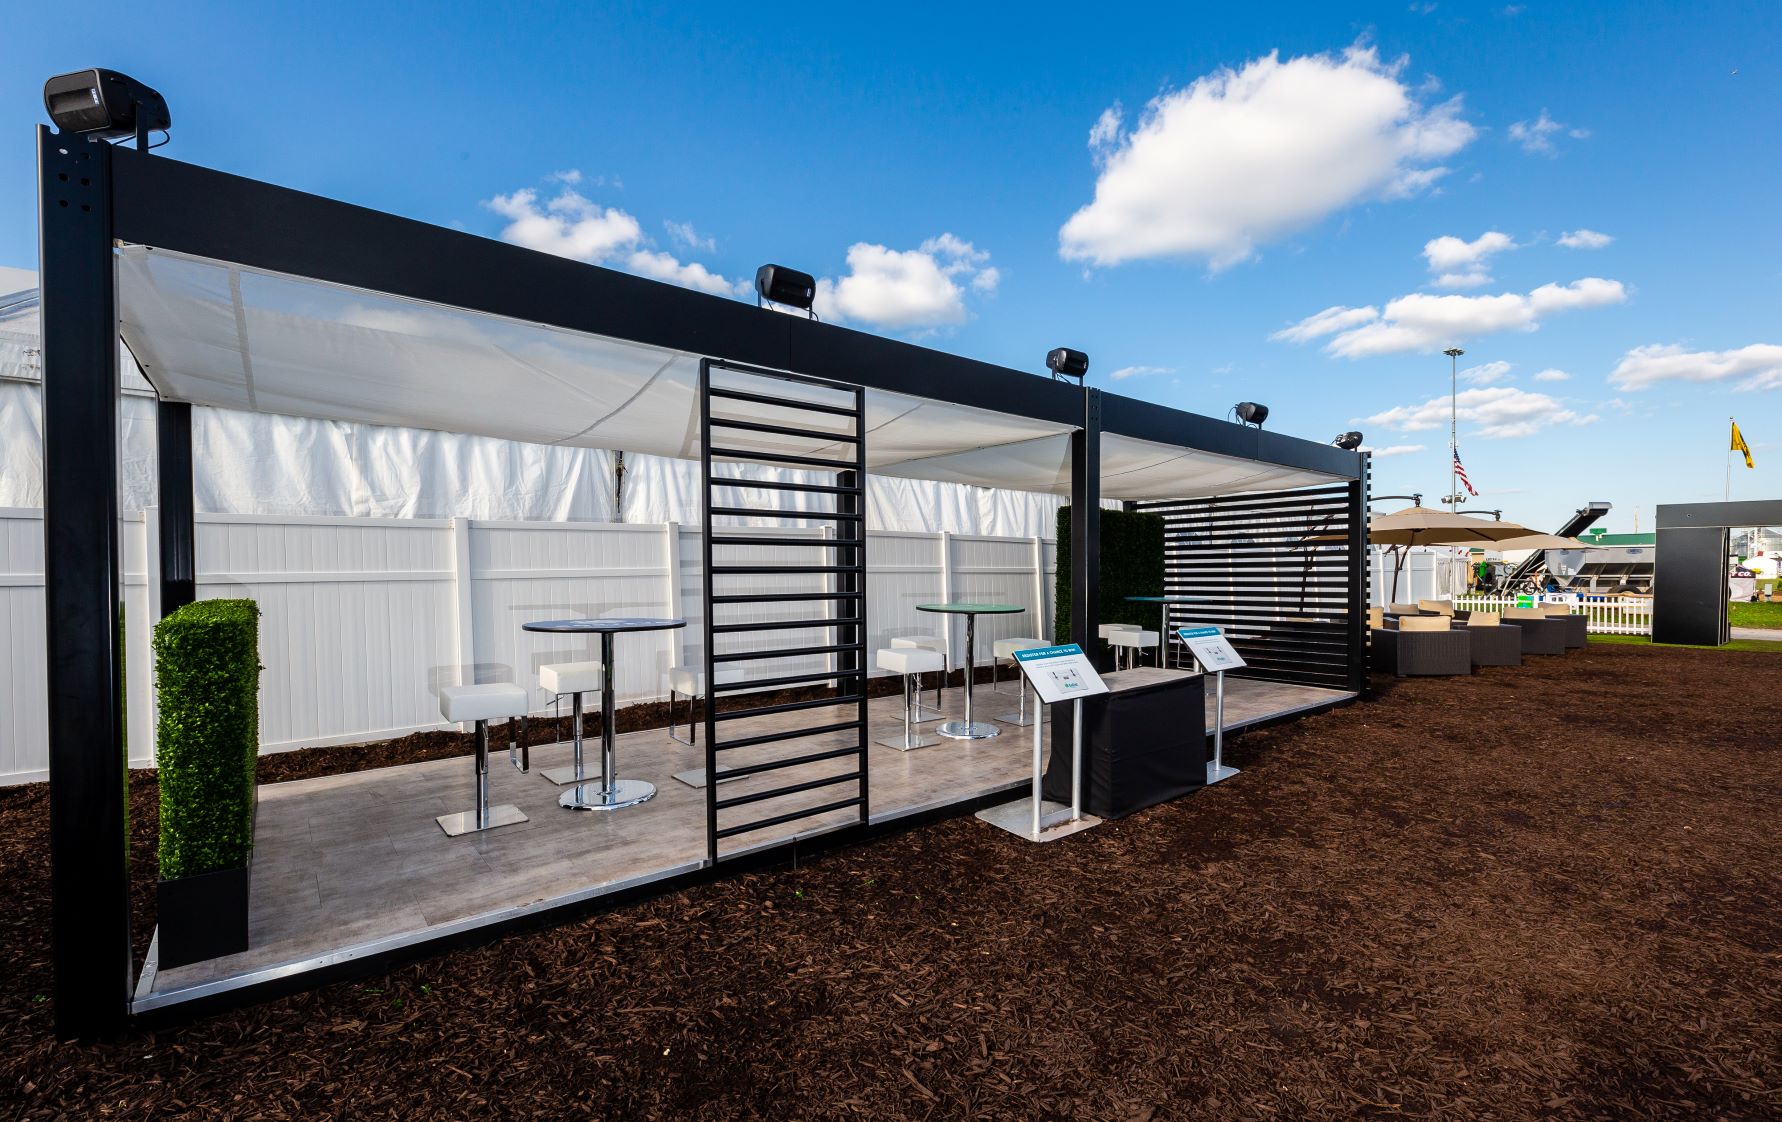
left=117, top=247, right=1343, bottom=502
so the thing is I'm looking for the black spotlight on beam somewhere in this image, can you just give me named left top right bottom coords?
left=1233, top=402, right=1269, bottom=428
left=1046, top=347, right=1088, bottom=384
left=755, top=264, right=817, bottom=320
left=1333, top=430, right=1364, bottom=450
left=43, top=69, right=170, bottom=150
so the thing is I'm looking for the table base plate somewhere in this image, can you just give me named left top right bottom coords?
left=975, top=797, right=1100, bottom=842
left=561, top=778, right=656, bottom=810
left=935, top=720, right=1000, bottom=740
left=1206, top=762, right=1241, bottom=785
left=436, top=804, right=528, bottom=837
left=540, top=764, right=604, bottom=787
left=875, top=731, right=942, bottom=751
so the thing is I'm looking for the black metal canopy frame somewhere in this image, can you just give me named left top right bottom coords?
left=36, top=124, right=1365, bottom=1037
left=1653, top=499, right=1782, bottom=645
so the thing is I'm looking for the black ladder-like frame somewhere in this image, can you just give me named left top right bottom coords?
left=700, top=358, right=870, bottom=863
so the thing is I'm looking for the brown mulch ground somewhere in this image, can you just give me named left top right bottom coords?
left=3, top=643, right=1779, bottom=1120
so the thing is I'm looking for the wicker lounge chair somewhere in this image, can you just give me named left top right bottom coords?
left=1502, top=606, right=1567, bottom=655
left=1373, top=614, right=1471, bottom=677
left=1462, top=612, right=1521, bottom=667
left=1542, top=604, right=1589, bottom=648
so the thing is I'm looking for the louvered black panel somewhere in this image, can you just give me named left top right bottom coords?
left=1134, top=466, right=1369, bottom=691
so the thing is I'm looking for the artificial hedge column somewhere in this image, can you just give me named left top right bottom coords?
left=153, top=598, right=261, bottom=966
left=1054, top=507, right=1166, bottom=652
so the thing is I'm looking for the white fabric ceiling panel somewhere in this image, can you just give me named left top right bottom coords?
left=116, top=247, right=1343, bottom=501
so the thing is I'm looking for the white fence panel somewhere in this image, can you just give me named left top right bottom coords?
left=0, top=510, right=1065, bottom=785
left=1453, top=593, right=1653, bottom=635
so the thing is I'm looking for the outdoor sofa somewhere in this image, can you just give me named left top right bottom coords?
left=1501, top=607, right=1568, bottom=655
left=1543, top=604, right=1590, bottom=648
left=1459, top=612, right=1521, bottom=667
left=1371, top=614, right=1471, bottom=677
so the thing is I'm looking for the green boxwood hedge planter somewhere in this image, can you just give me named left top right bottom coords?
left=1053, top=507, right=1166, bottom=657
left=153, top=599, right=261, bottom=969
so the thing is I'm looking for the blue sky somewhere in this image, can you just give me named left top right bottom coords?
left=2, top=1, right=1777, bottom=531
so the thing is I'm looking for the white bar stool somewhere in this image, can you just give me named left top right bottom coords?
left=538, top=662, right=603, bottom=786
left=890, top=634, right=949, bottom=721
left=665, top=663, right=745, bottom=745
left=1107, top=629, right=1160, bottom=671
left=436, top=683, right=530, bottom=837
left=991, top=637, right=1049, bottom=726
left=875, top=647, right=945, bottom=750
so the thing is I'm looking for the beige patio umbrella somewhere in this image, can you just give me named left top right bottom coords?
left=1368, top=506, right=1537, bottom=601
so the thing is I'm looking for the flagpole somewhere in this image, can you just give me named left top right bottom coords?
left=1727, top=415, right=1733, bottom=502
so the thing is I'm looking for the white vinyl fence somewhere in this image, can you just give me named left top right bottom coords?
left=0, top=508, right=1056, bottom=785
left=1454, top=593, right=1654, bottom=635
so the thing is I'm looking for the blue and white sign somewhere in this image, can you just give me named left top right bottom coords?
left=1012, top=643, right=1109, bottom=704
left=1176, top=626, right=1245, bottom=672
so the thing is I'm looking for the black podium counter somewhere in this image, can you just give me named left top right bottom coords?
left=1042, top=667, right=1206, bottom=819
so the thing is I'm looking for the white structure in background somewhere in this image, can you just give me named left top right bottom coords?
left=1368, top=545, right=1470, bottom=606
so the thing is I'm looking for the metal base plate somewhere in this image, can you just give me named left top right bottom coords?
left=935, top=720, right=1001, bottom=740
left=672, top=765, right=739, bottom=789
left=539, top=763, right=604, bottom=787
left=976, top=797, right=1100, bottom=842
left=908, top=702, right=947, bottom=724
left=436, top=804, right=529, bottom=837
left=874, top=731, right=943, bottom=751
left=1206, top=762, right=1241, bottom=785
left=562, top=778, right=656, bottom=810
left=992, top=711, right=1038, bottom=727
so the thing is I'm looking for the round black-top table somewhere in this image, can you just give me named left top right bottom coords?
left=916, top=602, right=1026, bottom=740
left=1124, top=595, right=1207, bottom=667
left=522, top=617, right=686, bottom=810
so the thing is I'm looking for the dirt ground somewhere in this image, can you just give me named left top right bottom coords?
left=2, top=643, right=1778, bottom=1121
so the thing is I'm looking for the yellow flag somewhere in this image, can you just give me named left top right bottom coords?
left=1731, top=420, right=1754, bottom=469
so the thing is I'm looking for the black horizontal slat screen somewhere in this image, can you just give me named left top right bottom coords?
left=1135, top=463, right=1369, bottom=692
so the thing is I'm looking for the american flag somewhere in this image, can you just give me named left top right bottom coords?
left=1453, top=449, right=1479, bottom=496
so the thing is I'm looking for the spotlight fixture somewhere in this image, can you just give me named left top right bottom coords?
left=1233, top=402, right=1269, bottom=428
left=1333, top=431, right=1364, bottom=450
left=755, top=264, right=817, bottom=319
left=1046, top=347, right=1089, bottom=384
left=43, top=69, right=170, bottom=144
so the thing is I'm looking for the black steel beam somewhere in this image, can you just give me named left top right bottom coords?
left=38, top=126, right=132, bottom=1039
left=1070, top=391, right=1102, bottom=664
left=106, top=146, right=1362, bottom=480
left=155, top=400, right=196, bottom=616
left=1655, top=499, right=1782, bottom=529
left=1345, top=464, right=1370, bottom=690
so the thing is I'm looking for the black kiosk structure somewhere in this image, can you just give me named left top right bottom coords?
left=34, top=82, right=1370, bottom=1035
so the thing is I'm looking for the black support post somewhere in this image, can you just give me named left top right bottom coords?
left=1070, top=389, right=1102, bottom=665
left=156, top=400, right=197, bottom=616
left=1344, top=464, right=1371, bottom=691
left=38, top=126, right=132, bottom=1038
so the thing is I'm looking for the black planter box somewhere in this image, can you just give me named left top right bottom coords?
left=157, top=863, right=250, bottom=969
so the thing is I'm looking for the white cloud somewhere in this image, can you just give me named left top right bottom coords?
left=1366, top=385, right=1599, bottom=438
left=1274, top=277, right=1627, bottom=358
left=1557, top=228, right=1613, bottom=249
left=485, top=183, right=748, bottom=298
left=1508, top=108, right=1586, bottom=155
left=1361, top=443, right=1425, bottom=457
left=1269, top=304, right=1381, bottom=344
left=1459, top=360, right=1512, bottom=385
left=548, top=169, right=583, bottom=185
left=1059, top=46, right=1475, bottom=269
left=1424, top=230, right=1515, bottom=287
left=664, top=219, right=716, bottom=253
left=814, top=234, right=999, bottom=330
left=1109, top=365, right=1175, bottom=381
left=1608, top=343, right=1782, bottom=391
left=1533, top=368, right=1570, bottom=382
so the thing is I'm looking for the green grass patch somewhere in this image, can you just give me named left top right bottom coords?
left=1590, top=633, right=1782, bottom=654
left=1728, top=600, right=1782, bottom=629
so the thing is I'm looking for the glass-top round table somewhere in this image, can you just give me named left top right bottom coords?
left=522, top=617, right=686, bottom=810
left=915, top=602, right=1026, bottom=740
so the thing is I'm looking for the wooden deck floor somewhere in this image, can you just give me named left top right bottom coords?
left=141, top=675, right=1352, bottom=1005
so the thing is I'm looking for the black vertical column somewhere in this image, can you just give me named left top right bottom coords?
left=1344, top=458, right=1371, bottom=691
left=1070, top=388, right=1102, bottom=663
left=38, top=126, right=131, bottom=1038
left=156, top=400, right=196, bottom=616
